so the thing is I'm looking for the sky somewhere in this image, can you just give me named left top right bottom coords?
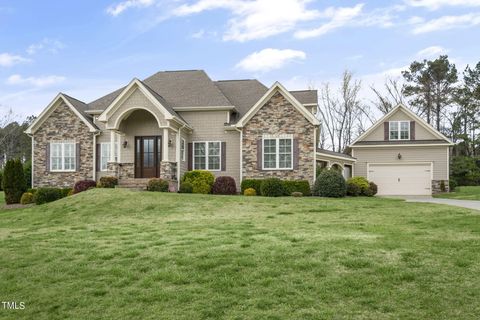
left=0, top=0, right=479, bottom=118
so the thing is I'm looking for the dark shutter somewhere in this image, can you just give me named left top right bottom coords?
left=410, top=121, right=415, bottom=140
left=187, top=143, right=193, bottom=171
left=257, top=139, right=262, bottom=170
left=384, top=122, right=389, bottom=140
left=46, top=143, right=50, bottom=172
left=221, top=142, right=226, bottom=171
left=76, top=143, right=81, bottom=171
left=293, top=138, right=299, bottom=170
left=96, top=144, right=101, bottom=171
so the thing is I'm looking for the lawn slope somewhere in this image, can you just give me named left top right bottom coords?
left=434, top=186, right=480, bottom=200
left=1, top=189, right=480, bottom=319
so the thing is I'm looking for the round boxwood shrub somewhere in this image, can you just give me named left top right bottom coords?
left=240, top=179, right=263, bottom=194
left=98, top=176, right=118, bottom=188
left=244, top=188, right=256, bottom=196
left=182, top=170, right=215, bottom=194
left=3, top=159, right=27, bottom=204
left=212, top=176, right=237, bottom=195
left=283, top=180, right=311, bottom=196
left=346, top=181, right=361, bottom=196
left=20, top=192, right=34, bottom=205
left=367, top=182, right=378, bottom=196
left=346, top=177, right=370, bottom=196
left=147, top=178, right=169, bottom=192
left=178, top=181, right=193, bottom=193
left=260, top=178, right=285, bottom=197
left=73, top=180, right=97, bottom=194
left=34, top=188, right=63, bottom=205
left=313, top=170, right=346, bottom=198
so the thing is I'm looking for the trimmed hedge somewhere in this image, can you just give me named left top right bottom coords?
left=20, top=192, right=34, bottom=205
left=212, top=176, right=237, bottom=195
left=260, top=178, right=285, bottom=197
left=34, top=188, right=64, bottom=205
left=3, top=159, right=27, bottom=204
left=244, top=188, right=256, bottom=196
left=313, top=170, right=346, bottom=198
left=98, top=176, right=118, bottom=188
left=283, top=180, right=311, bottom=196
left=179, top=182, right=193, bottom=193
left=346, top=177, right=370, bottom=196
left=182, top=170, right=215, bottom=194
left=147, top=178, right=169, bottom=192
left=73, top=180, right=97, bottom=194
left=240, top=179, right=263, bottom=194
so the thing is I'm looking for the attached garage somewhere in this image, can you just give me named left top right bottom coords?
left=368, top=163, right=432, bottom=195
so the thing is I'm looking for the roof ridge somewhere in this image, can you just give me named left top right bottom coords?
left=215, top=79, right=257, bottom=82
left=290, top=89, right=316, bottom=92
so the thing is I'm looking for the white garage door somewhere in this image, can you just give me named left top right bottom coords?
left=369, top=163, right=432, bottom=195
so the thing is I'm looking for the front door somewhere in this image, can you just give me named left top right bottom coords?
left=135, top=136, right=162, bottom=178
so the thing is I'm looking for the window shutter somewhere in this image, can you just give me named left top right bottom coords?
left=257, top=139, right=262, bottom=170
left=410, top=121, right=415, bottom=140
left=187, top=143, right=193, bottom=171
left=221, top=142, right=226, bottom=171
left=96, top=144, right=101, bottom=171
left=293, top=138, right=299, bottom=170
left=384, top=122, right=389, bottom=140
left=76, top=143, right=81, bottom=171
left=46, top=143, right=50, bottom=172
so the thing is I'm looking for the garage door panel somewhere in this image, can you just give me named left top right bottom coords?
left=369, top=164, right=431, bottom=196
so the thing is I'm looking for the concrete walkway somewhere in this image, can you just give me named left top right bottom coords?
left=392, top=196, right=480, bottom=211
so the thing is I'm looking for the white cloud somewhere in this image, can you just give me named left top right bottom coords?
left=294, top=4, right=364, bottom=39
left=6, top=74, right=66, bottom=87
left=236, top=48, right=306, bottom=73
left=416, top=46, right=449, bottom=58
left=405, top=0, right=480, bottom=10
left=27, top=38, right=65, bottom=55
left=106, top=0, right=155, bottom=16
left=174, top=0, right=320, bottom=42
left=0, top=53, right=30, bottom=67
left=412, top=12, right=480, bottom=34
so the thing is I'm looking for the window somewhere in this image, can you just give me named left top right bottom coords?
left=263, top=137, right=293, bottom=170
left=181, top=138, right=186, bottom=162
left=389, top=121, right=410, bottom=140
left=100, top=142, right=119, bottom=171
left=50, top=141, right=76, bottom=171
left=193, top=141, right=221, bottom=171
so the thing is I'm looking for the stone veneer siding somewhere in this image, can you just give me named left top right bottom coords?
left=242, top=92, right=316, bottom=184
left=33, top=102, right=94, bottom=187
left=432, top=180, right=449, bottom=193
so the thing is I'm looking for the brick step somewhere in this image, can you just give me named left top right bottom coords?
left=117, top=179, right=150, bottom=189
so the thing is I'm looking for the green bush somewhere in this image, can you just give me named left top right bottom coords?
left=23, top=161, right=32, bottom=189
left=147, top=178, right=169, bottom=192
left=20, top=192, right=34, bottom=205
left=449, top=178, right=457, bottom=192
left=179, top=181, right=193, bottom=193
left=98, top=176, right=118, bottom=188
left=241, top=179, right=263, bottom=194
left=61, top=188, right=72, bottom=198
left=291, top=191, right=303, bottom=197
left=244, top=188, right=256, bottom=196
left=26, top=188, right=37, bottom=195
left=0, top=170, right=3, bottom=191
left=182, top=170, right=215, bottom=194
left=283, top=180, right=311, bottom=196
left=346, top=177, right=370, bottom=196
left=450, top=156, right=480, bottom=186
left=34, top=188, right=63, bottom=205
left=260, top=178, right=285, bottom=197
left=313, top=169, right=346, bottom=198
left=367, top=182, right=378, bottom=196
left=3, top=159, right=27, bottom=204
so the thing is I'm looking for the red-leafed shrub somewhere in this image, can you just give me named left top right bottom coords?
left=212, top=176, right=237, bottom=195
left=73, top=180, right=97, bottom=194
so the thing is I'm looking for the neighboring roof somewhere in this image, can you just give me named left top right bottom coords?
left=316, top=148, right=356, bottom=161
left=290, top=90, right=318, bottom=105
left=350, top=104, right=453, bottom=146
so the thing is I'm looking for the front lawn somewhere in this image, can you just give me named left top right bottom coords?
left=434, top=186, right=480, bottom=200
left=1, top=189, right=479, bottom=319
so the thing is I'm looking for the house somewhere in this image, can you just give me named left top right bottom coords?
left=26, top=70, right=353, bottom=191
left=350, top=104, right=453, bottom=195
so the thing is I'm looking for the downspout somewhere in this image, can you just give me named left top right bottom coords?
left=93, top=131, right=101, bottom=181
left=313, top=126, right=317, bottom=183
left=26, top=133, right=34, bottom=188
left=177, top=124, right=187, bottom=190
left=234, top=126, right=243, bottom=184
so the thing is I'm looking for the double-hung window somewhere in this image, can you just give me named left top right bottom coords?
left=193, top=141, right=221, bottom=171
left=100, top=142, right=119, bottom=171
left=389, top=121, right=410, bottom=140
left=263, top=136, right=293, bottom=170
left=50, top=141, right=76, bottom=171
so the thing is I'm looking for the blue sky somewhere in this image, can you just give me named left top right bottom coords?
left=0, top=0, right=479, bottom=118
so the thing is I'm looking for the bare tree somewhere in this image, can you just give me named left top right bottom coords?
left=370, top=77, right=406, bottom=114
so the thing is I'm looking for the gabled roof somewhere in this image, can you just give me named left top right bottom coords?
left=235, top=82, right=320, bottom=127
left=350, top=104, right=453, bottom=146
left=316, top=148, right=356, bottom=161
left=290, top=90, right=318, bottom=106
left=25, top=93, right=98, bottom=134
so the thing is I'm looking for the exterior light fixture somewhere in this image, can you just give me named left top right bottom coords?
left=397, top=153, right=402, bottom=160
left=168, top=139, right=173, bottom=147
left=123, top=140, right=128, bottom=148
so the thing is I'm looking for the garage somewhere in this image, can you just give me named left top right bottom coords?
left=368, top=163, right=432, bottom=195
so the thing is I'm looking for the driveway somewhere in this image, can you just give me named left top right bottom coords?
left=391, top=196, right=480, bottom=211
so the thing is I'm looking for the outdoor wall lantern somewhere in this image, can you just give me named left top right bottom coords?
left=123, top=140, right=128, bottom=148
left=397, top=153, right=402, bottom=160
left=168, top=139, right=173, bottom=147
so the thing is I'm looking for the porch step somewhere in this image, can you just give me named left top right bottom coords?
left=117, top=178, right=150, bottom=190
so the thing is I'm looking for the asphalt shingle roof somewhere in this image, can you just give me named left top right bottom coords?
left=62, top=94, right=97, bottom=129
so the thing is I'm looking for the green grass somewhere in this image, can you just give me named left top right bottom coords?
left=1, top=189, right=480, bottom=319
left=434, top=186, right=480, bottom=200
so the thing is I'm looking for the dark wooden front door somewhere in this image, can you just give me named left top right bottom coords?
left=135, top=136, right=162, bottom=178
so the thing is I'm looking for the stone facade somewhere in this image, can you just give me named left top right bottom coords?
left=33, top=102, right=94, bottom=187
left=107, top=162, right=135, bottom=180
left=432, top=180, right=449, bottom=193
left=160, top=161, right=178, bottom=181
left=242, top=92, right=317, bottom=185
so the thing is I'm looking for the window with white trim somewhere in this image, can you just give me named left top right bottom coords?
left=389, top=121, right=410, bottom=140
left=100, top=142, right=119, bottom=171
left=193, top=141, right=221, bottom=170
left=50, top=141, right=76, bottom=171
left=263, top=136, right=293, bottom=170
left=181, top=138, right=186, bottom=162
